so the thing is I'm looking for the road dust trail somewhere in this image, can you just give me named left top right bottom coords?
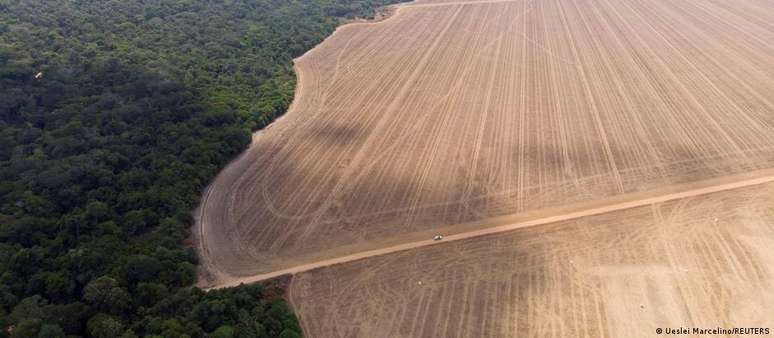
left=207, top=168, right=774, bottom=289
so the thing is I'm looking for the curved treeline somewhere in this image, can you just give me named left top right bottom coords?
left=0, top=0, right=400, bottom=336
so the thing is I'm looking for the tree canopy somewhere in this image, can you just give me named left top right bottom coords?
left=0, top=0, right=401, bottom=336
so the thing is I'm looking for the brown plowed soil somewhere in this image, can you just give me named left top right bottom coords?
left=197, top=0, right=774, bottom=286
left=196, top=0, right=774, bottom=335
left=290, top=181, right=774, bottom=337
left=205, top=169, right=774, bottom=289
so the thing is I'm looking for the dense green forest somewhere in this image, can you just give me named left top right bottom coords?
left=0, top=0, right=400, bottom=336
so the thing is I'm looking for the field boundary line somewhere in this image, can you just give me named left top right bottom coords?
left=205, top=168, right=774, bottom=289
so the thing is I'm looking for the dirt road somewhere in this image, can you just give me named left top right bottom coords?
left=205, top=168, right=774, bottom=289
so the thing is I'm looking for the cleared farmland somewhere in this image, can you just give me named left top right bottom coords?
left=197, top=0, right=774, bottom=286
left=289, top=181, right=774, bottom=337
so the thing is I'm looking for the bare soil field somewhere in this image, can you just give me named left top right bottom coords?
left=290, top=181, right=774, bottom=337
left=197, top=0, right=774, bottom=286
left=206, top=168, right=774, bottom=288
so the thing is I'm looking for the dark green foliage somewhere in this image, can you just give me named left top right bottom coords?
left=0, top=0, right=401, bottom=336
